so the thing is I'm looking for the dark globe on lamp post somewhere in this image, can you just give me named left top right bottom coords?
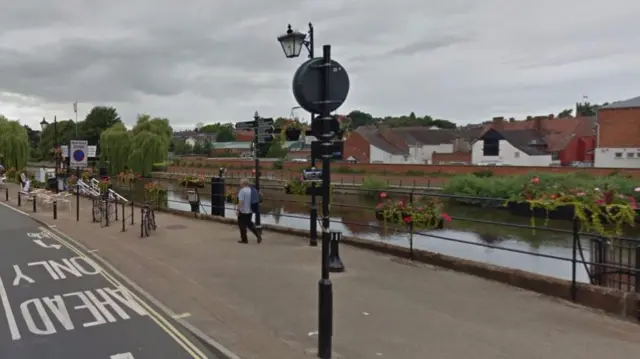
left=40, top=117, right=49, bottom=131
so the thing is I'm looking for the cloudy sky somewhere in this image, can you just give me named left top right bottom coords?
left=1, top=0, right=639, bottom=130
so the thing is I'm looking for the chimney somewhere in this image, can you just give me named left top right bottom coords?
left=492, top=116, right=504, bottom=128
left=533, top=116, right=543, bottom=131
left=526, top=116, right=533, bottom=120
left=548, top=114, right=554, bottom=120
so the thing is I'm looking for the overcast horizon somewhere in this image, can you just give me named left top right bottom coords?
left=1, top=1, right=638, bottom=130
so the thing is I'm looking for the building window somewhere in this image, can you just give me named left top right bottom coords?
left=551, top=152, right=560, bottom=161
left=627, top=152, right=635, bottom=158
left=514, top=152, right=520, bottom=158
left=482, top=139, right=499, bottom=156
left=403, top=156, right=409, bottom=161
left=615, top=152, right=622, bottom=158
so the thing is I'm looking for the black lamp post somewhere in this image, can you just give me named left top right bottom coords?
left=278, top=24, right=335, bottom=359
left=278, top=23, right=318, bottom=248
left=40, top=117, right=60, bottom=192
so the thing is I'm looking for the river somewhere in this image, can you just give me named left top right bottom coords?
left=116, top=179, right=640, bottom=284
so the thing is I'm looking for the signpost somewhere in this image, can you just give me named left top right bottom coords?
left=68, top=140, right=87, bottom=223
left=234, top=113, right=276, bottom=234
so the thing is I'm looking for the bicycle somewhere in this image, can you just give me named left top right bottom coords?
left=92, top=197, right=115, bottom=226
left=141, top=202, right=157, bottom=237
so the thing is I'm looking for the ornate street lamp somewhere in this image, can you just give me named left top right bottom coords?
left=39, top=117, right=49, bottom=131
left=277, top=23, right=318, bottom=248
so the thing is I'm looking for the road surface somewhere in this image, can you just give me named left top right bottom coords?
left=0, top=203, right=218, bottom=359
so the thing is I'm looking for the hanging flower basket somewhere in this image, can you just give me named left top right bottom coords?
left=375, top=192, right=451, bottom=231
left=179, top=174, right=205, bottom=188
left=284, top=178, right=307, bottom=195
left=117, top=170, right=141, bottom=185
left=144, top=182, right=168, bottom=208
left=507, top=176, right=637, bottom=238
left=225, top=188, right=238, bottom=204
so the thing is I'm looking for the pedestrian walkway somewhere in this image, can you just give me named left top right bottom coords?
left=2, top=183, right=640, bottom=359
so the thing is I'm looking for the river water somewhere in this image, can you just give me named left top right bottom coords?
left=119, top=179, right=640, bottom=284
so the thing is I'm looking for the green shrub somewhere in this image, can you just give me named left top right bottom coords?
left=273, top=160, right=284, bottom=170
left=472, top=169, right=493, bottom=178
left=360, top=177, right=390, bottom=198
left=442, top=172, right=640, bottom=204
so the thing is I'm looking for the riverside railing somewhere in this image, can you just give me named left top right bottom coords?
left=137, top=182, right=639, bottom=300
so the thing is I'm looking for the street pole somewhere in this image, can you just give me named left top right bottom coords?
left=308, top=22, right=318, bottom=247
left=317, top=44, right=334, bottom=359
left=253, top=111, right=262, bottom=233
left=54, top=115, right=59, bottom=194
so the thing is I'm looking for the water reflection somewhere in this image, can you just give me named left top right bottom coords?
left=116, top=179, right=613, bottom=283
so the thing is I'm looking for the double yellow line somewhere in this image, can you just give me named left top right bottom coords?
left=40, top=227, right=208, bottom=359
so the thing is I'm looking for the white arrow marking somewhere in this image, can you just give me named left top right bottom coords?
left=111, top=353, right=135, bottom=359
left=33, top=240, right=62, bottom=250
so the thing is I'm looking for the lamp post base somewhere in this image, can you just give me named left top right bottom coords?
left=317, top=278, right=333, bottom=359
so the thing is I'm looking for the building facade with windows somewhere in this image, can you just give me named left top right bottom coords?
left=594, top=96, right=640, bottom=168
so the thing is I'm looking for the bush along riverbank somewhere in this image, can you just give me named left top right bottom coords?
left=442, top=172, right=639, bottom=238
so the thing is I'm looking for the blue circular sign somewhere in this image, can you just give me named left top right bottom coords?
left=72, top=149, right=85, bottom=162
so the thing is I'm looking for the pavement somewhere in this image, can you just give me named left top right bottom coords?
left=0, top=194, right=219, bottom=358
left=2, top=183, right=640, bottom=359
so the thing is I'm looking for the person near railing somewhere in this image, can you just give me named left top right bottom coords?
left=236, top=178, right=262, bottom=244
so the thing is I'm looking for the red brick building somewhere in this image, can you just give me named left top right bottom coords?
left=594, top=96, right=640, bottom=168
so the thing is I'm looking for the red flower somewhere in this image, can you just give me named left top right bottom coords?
left=137, top=175, right=142, bottom=179
left=379, top=192, right=388, bottom=199
left=376, top=203, right=384, bottom=209
left=531, top=176, right=540, bottom=184
left=402, top=216, right=412, bottom=224
left=442, top=213, right=452, bottom=222
left=397, top=200, right=405, bottom=208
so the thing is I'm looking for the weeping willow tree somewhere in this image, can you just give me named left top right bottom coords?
left=0, top=116, right=30, bottom=169
left=99, top=115, right=171, bottom=177
left=129, top=131, right=168, bottom=176
left=100, top=122, right=132, bottom=175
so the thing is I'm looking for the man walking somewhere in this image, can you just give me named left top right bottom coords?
left=237, top=178, right=262, bottom=244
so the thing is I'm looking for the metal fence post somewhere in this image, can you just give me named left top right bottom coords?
left=409, top=191, right=415, bottom=260
left=115, top=200, right=119, bottom=221
left=570, top=217, right=578, bottom=301
left=131, top=201, right=135, bottom=225
left=32, top=195, right=36, bottom=212
left=105, top=196, right=110, bottom=227
left=121, top=202, right=126, bottom=232
left=53, top=201, right=57, bottom=220
left=635, top=246, right=639, bottom=294
left=140, top=207, right=144, bottom=237
left=5, top=188, right=8, bottom=201
left=17, top=192, right=21, bottom=206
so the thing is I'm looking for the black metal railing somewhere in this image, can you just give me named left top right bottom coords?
left=148, top=182, right=640, bottom=296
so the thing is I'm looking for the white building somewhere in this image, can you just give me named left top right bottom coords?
left=471, top=128, right=552, bottom=166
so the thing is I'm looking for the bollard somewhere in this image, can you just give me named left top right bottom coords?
left=17, top=192, right=21, bottom=207
left=140, top=207, right=144, bottom=237
left=131, top=201, right=134, bottom=225
left=32, top=195, right=36, bottom=213
left=121, top=202, right=126, bottom=232
left=105, top=197, right=110, bottom=227
left=328, top=230, right=345, bottom=273
left=115, top=200, right=119, bottom=221
left=5, top=188, right=7, bottom=201
left=188, top=191, right=200, bottom=214
left=53, top=201, right=58, bottom=220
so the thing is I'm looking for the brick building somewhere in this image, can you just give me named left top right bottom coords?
left=594, top=96, right=640, bottom=168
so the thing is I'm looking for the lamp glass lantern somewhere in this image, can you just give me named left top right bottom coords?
left=277, top=25, right=307, bottom=58
left=40, top=118, right=49, bottom=131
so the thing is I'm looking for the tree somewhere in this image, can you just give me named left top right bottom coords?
left=576, top=102, right=609, bottom=117
left=100, top=123, right=132, bottom=175
left=202, top=140, right=214, bottom=156
left=192, top=141, right=204, bottom=154
left=99, top=114, right=172, bottom=177
left=557, top=109, right=573, bottom=118
left=23, top=125, right=42, bottom=161
left=38, top=120, right=77, bottom=161
left=265, top=129, right=288, bottom=158
left=173, top=139, right=192, bottom=155
left=216, top=126, right=236, bottom=142
left=0, top=116, right=30, bottom=170
left=82, top=106, right=122, bottom=151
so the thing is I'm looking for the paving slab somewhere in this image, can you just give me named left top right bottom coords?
left=2, top=183, right=640, bottom=359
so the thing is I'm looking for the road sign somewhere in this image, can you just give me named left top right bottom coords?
left=87, top=145, right=97, bottom=158
left=69, top=140, right=88, bottom=169
left=292, top=57, right=350, bottom=114
left=60, top=145, right=69, bottom=158
left=257, top=117, right=274, bottom=126
left=235, top=121, right=255, bottom=130
left=257, top=134, right=274, bottom=144
left=257, top=125, right=274, bottom=133
left=311, top=140, right=344, bottom=160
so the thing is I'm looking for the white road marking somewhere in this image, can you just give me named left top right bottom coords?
left=33, top=239, right=62, bottom=250
left=171, top=312, right=191, bottom=319
left=0, top=275, right=21, bottom=340
left=111, top=353, right=135, bottom=359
